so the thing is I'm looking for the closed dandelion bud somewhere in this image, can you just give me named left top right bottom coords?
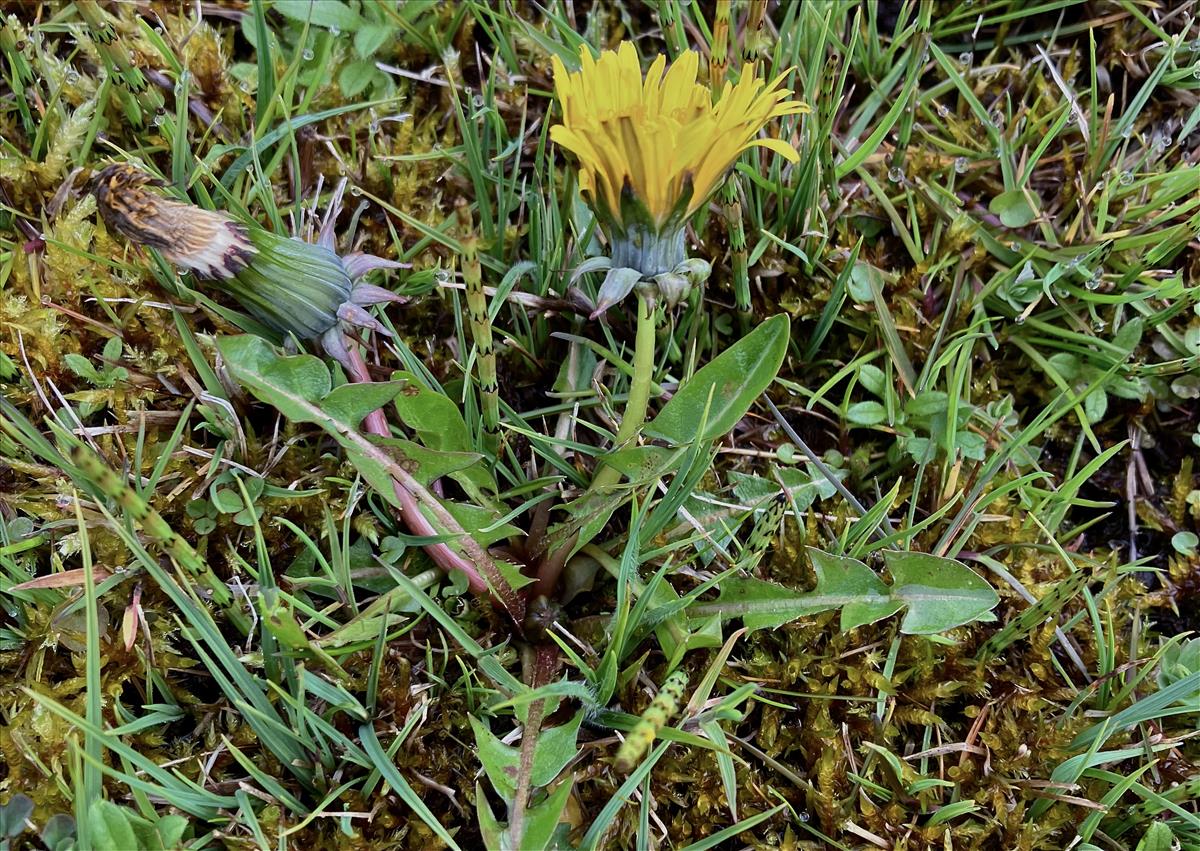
left=551, top=43, right=807, bottom=312
left=91, top=164, right=406, bottom=369
left=646, top=271, right=690, bottom=308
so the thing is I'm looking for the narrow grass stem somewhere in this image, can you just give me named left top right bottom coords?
left=462, top=236, right=500, bottom=450
left=722, top=179, right=751, bottom=331
left=764, top=396, right=897, bottom=540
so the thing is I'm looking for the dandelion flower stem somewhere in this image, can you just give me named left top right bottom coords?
left=591, top=293, right=656, bottom=493
left=532, top=295, right=657, bottom=600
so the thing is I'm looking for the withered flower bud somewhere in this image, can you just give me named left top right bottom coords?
left=92, top=164, right=406, bottom=369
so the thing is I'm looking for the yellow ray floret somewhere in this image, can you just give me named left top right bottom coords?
left=551, top=42, right=808, bottom=231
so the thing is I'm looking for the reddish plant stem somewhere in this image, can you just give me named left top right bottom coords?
left=510, top=643, right=561, bottom=844
left=342, top=342, right=490, bottom=596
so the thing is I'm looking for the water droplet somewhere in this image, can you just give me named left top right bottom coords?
left=239, top=82, right=251, bottom=93
left=1193, top=62, right=1200, bottom=78
left=1120, top=125, right=1134, bottom=139
left=1119, top=170, right=1134, bottom=186
left=472, top=94, right=485, bottom=109
left=154, top=25, right=163, bottom=33
left=302, top=48, right=314, bottom=61
left=65, top=70, right=79, bottom=83
left=434, top=268, right=451, bottom=284
left=937, top=103, right=951, bottom=118
left=349, top=185, right=363, bottom=196
left=329, top=25, right=340, bottom=35
left=1014, top=314, right=1026, bottom=325
left=954, top=156, right=969, bottom=173
left=888, top=166, right=905, bottom=183
left=958, top=52, right=973, bottom=65
left=1067, top=256, right=1081, bottom=268
left=1085, top=274, right=1102, bottom=290
left=153, top=114, right=164, bottom=126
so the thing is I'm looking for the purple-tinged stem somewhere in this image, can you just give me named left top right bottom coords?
left=341, top=341, right=493, bottom=596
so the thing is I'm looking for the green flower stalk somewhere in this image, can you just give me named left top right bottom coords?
left=91, top=164, right=405, bottom=372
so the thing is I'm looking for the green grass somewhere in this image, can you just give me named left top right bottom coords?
left=1, top=1, right=1198, bottom=849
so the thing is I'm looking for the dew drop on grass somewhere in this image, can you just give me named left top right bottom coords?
left=330, top=25, right=340, bottom=35
left=888, top=166, right=905, bottom=183
left=938, top=103, right=951, bottom=117
left=1119, top=170, right=1134, bottom=186
left=1085, top=274, right=1102, bottom=291
left=303, top=48, right=314, bottom=61
left=349, top=185, right=363, bottom=196
left=959, top=52, right=973, bottom=65
left=954, top=156, right=969, bottom=173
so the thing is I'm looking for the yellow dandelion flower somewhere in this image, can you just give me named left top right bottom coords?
left=552, top=43, right=805, bottom=231
left=551, top=42, right=807, bottom=310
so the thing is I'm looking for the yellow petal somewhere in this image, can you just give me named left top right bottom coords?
left=745, top=137, right=800, bottom=162
left=550, top=42, right=804, bottom=229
